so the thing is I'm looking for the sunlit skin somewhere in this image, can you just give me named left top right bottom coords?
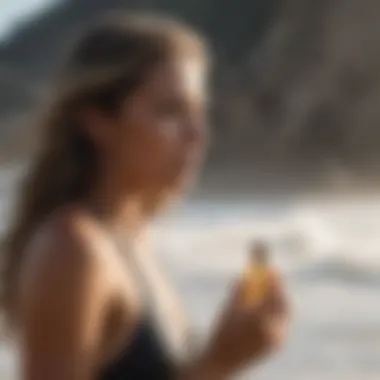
left=17, top=57, right=288, bottom=380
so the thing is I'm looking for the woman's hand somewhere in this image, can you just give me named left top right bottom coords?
left=197, top=273, right=289, bottom=378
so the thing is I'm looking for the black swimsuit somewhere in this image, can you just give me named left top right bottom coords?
left=98, top=316, right=175, bottom=380
left=97, top=235, right=184, bottom=379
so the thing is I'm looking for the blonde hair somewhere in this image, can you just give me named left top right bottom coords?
left=1, top=12, right=207, bottom=326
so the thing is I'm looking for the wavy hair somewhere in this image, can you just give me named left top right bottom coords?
left=1, top=12, right=207, bottom=327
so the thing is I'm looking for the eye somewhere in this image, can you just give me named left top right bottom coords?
left=156, top=99, right=184, bottom=118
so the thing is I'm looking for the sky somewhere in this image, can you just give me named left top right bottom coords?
left=0, top=0, right=56, bottom=40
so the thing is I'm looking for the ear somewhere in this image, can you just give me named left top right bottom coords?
left=79, top=107, right=114, bottom=150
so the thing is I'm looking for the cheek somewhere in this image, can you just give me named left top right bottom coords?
left=142, top=120, right=183, bottom=171
left=117, top=111, right=179, bottom=174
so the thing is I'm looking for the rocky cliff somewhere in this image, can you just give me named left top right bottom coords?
left=1, top=0, right=380, bottom=186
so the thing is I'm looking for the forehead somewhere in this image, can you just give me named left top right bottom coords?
left=141, top=59, right=207, bottom=101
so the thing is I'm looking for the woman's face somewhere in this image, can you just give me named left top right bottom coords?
left=103, top=58, right=208, bottom=195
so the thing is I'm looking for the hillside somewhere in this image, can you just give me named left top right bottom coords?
left=1, top=0, right=380, bottom=186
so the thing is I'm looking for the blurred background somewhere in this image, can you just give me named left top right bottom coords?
left=0, top=0, right=380, bottom=379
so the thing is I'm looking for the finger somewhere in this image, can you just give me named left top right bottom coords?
left=267, top=270, right=285, bottom=294
left=265, top=315, right=288, bottom=348
left=262, top=272, right=289, bottom=316
left=216, top=278, right=246, bottom=324
left=262, top=303, right=290, bottom=346
left=243, top=273, right=286, bottom=317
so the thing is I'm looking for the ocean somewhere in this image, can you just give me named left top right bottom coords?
left=0, top=167, right=380, bottom=379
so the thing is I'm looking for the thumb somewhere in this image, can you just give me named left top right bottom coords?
left=262, top=272, right=288, bottom=316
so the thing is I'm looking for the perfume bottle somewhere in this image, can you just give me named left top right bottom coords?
left=241, top=241, right=273, bottom=309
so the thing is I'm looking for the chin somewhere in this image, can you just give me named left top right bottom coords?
left=174, top=162, right=201, bottom=189
left=149, top=171, right=199, bottom=216
left=157, top=167, right=198, bottom=202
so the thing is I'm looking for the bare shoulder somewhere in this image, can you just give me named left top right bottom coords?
left=25, top=206, right=103, bottom=270
left=19, top=205, right=110, bottom=308
left=16, top=207, right=127, bottom=378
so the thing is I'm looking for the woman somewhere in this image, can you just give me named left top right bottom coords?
left=1, top=13, right=289, bottom=380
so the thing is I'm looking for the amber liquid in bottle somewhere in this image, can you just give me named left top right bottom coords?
left=241, top=249, right=272, bottom=309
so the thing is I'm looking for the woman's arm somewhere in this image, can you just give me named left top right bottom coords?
left=177, top=276, right=288, bottom=380
left=18, top=214, right=113, bottom=380
left=138, top=245, right=288, bottom=379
